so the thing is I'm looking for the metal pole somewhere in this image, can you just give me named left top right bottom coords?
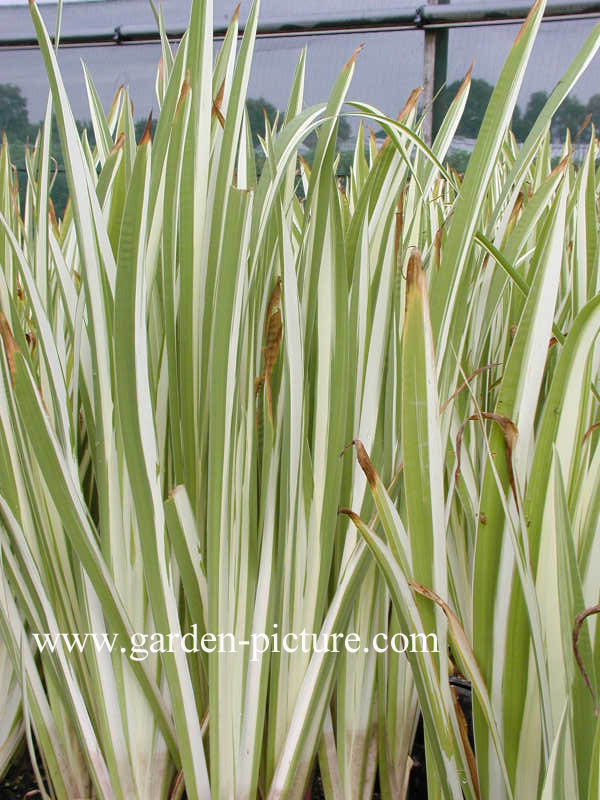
left=423, top=8, right=438, bottom=146
left=422, top=0, right=449, bottom=146
left=432, top=6, right=449, bottom=140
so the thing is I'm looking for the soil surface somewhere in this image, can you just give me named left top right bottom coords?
left=0, top=747, right=39, bottom=799
left=0, top=740, right=426, bottom=799
left=0, top=686, right=474, bottom=800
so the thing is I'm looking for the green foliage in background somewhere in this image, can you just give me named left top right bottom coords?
left=0, top=84, right=353, bottom=218
left=0, top=84, right=32, bottom=142
left=439, top=76, right=598, bottom=142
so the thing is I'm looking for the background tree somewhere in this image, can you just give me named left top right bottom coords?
left=335, top=115, right=352, bottom=145
left=438, top=78, right=494, bottom=138
left=245, top=96, right=352, bottom=151
left=303, top=112, right=351, bottom=150
left=512, top=90, right=548, bottom=141
left=0, top=84, right=34, bottom=215
left=438, top=78, right=593, bottom=145
left=0, top=84, right=74, bottom=217
left=552, top=93, right=587, bottom=141
left=586, top=93, right=600, bottom=131
left=0, top=83, right=34, bottom=142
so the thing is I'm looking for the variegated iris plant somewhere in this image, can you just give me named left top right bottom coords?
left=0, top=0, right=599, bottom=797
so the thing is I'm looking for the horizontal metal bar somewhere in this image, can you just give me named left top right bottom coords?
left=0, top=30, right=126, bottom=48
left=0, top=0, right=599, bottom=49
left=0, top=8, right=415, bottom=48
left=220, top=9, right=419, bottom=36
left=417, top=0, right=600, bottom=25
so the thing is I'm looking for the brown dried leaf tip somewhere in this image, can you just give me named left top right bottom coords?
left=507, top=192, right=523, bottom=230
left=255, top=278, right=283, bottom=424
left=457, top=63, right=474, bottom=97
left=110, top=131, right=125, bottom=157
left=212, top=79, right=226, bottom=129
left=440, top=362, right=502, bottom=414
left=514, top=0, right=543, bottom=46
left=344, top=43, right=364, bottom=71
left=404, top=249, right=425, bottom=313
left=139, top=112, right=153, bottom=146
left=338, top=506, right=361, bottom=526
left=409, top=578, right=481, bottom=799
left=575, top=113, right=592, bottom=142
left=406, top=249, right=423, bottom=288
left=456, top=412, right=519, bottom=507
left=168, top=770, right=185, bottom=800
left=398, top=87, right=423, bottom=123
left=340, top=439, right=378, bottom=489
left=573, top=603, right=600, bottom=716
left=48, top=198, right=59, bottom=233
left=355, top=440, right=378, bottom=488
left=176, top=70, right=192, bottom=116
left=0, top=313, right=19, bottom=387
left=583, top=422, right=600, bottom=444
left=434, top=227, right=443, bottom=269
left=550, top=154, right=570, bottom=178
left=380, top=88, right=423, bottom=150
left=25, top=330, right=37, bottom=354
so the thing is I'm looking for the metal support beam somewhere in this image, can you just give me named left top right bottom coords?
left=432, top=23, right=449, bottom=138
left=423, top=26, right=437, bottom=145
left=422, top=0, right=449, bottom=145
left=0, top=9, right=417, bottom=49
left=1, top=0, right=600, bottom=48
left=417, top=0, right=600, bottom=26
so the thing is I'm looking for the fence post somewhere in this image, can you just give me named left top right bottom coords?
left=422, top=0, right=449, bottom=145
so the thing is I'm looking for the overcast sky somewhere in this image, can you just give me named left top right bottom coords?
left=0, top=1, right=599, bottom=125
